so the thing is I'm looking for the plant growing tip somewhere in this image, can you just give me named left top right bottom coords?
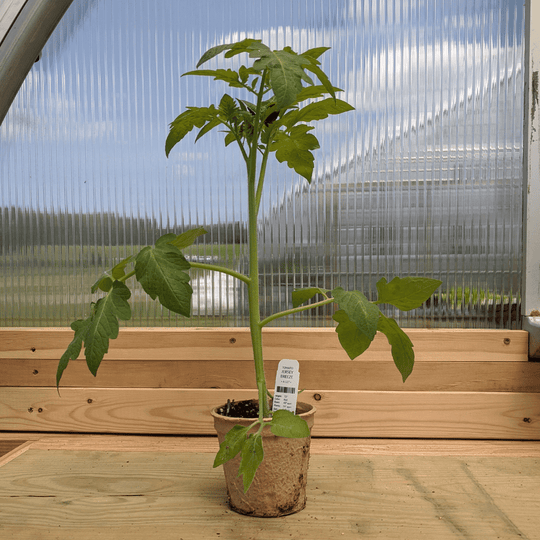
left=57, top=40, right=441, bottom=493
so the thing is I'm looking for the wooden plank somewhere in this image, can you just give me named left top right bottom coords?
left=4, top=357, right=540, bottom=392
left=1, top=434, right=537, bottom=457
left=1, top=387, right=539, bottom=439
left=0, top=449, right=538, bottom=539
left=0, top=439, right=28, bottom=458
left=0, top=440, right=32, bottom=467
left=0, top=327, right=528, bottom=362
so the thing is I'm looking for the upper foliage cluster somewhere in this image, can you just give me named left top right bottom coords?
left=165, top=39, right=353, bottom=182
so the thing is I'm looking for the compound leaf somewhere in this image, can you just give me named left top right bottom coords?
left=269, top=125, right=319, bottom=181
left=135, top=238, right=192, bottom=317
left=166, top=228, right=207, bottom=250
left=282, top=98, right=354, bottom=129
left=56, top=317, right=93, bottom=388
left=331, top=287, right=380, bottom=341
left=377, top=314, right=415, bottom=382
left=196, top=39, right=261, bottom=67
left=166, top=106, right=219, bottom=156
left=238, top=433, right=264, bottom=493
left=83, top=281, right=132, bottom=376
left=269, top=410, right=310, bottom=438
left=182, top=69, right=245, bottom=89
left=375, top=277, right=442, bottom=311
left=213, top=425, right=250, bottom=467
left=291, top=287, right=328, bottom=308
left=251, top=46, right=312, bottom=109
left=332, top=309, right=373, bottom=360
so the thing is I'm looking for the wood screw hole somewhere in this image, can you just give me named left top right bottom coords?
left=87, top=398, right=93, bottom=404
left=32, top=370, right=39, bottom=375
left=28, top=407, right=33, bottom=413
left=313, top=393, right=322, bottom=401
left=37, top=408, right=43, bottom=413
left=229, top=338, right=236, bottom=344
left=30, top=347, right=36, bottom=352
left=503, top=338, right=511, bottom=345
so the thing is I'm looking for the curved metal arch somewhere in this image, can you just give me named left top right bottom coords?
left=0, top=0, right=74, bottom=126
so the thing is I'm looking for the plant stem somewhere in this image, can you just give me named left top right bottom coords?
left=246, top=71, right=270, bottom=420
left=189, top=262, right=250, bottom=285
left=259, top=296, right=335, bottom=328
left=255, top=144, right=272, bottom=214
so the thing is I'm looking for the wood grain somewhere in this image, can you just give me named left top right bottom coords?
left=0, top=448, right=538, bottom=539
left=0, top=439, right=28, bottom=458
left=1, top=434, right=538, bottom=457
left=4, top=357, right=540, bottom=391
left=0, top=327, right=528, bottom=362
left=1, top=387, right=539, bottom=439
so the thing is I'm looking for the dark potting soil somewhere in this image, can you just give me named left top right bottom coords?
left=216, top=399, right=306, bottom=418
left=216, top=399, right=260, bottom=418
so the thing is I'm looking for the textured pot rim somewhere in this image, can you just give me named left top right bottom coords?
left=210, top=400, right=316, bottom=423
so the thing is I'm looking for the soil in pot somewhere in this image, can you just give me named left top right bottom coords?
left=212, top=399, right=316, bottom=517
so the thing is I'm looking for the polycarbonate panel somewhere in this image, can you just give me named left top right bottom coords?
left=0, top=0, right=525, bottom=328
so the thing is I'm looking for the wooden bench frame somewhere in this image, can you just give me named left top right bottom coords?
left=1, top=327, right=539, bottom=440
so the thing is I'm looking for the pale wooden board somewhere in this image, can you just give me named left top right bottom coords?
left=0, top=327, right=528, bottom=362
left=0, top=439, right=27, bottom=458
left=0, top=448, right=538, bottom=539
left=5, top=357, right=540, bottom=392
left=1, top=434, right=538, bottom=457
left=0, top=440, right=33, bottom=467
left=1, top=387, right=539, bottom=439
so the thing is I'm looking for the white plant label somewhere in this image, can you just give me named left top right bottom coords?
left=272, top=359, right=300, bottom=414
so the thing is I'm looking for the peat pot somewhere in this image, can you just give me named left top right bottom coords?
left=211, top=401, right=316, bottom=517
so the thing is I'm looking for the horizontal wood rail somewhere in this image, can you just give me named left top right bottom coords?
left=1, top=327, right=538, bottom=439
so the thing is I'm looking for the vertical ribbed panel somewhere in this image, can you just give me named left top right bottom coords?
left=0, top=0, right=525, bottom=329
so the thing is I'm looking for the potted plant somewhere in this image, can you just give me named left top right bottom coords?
left=57, top=39, right=442, bottom=517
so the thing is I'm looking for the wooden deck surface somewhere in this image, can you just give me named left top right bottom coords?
left=0, top=435, right=539, bottom=539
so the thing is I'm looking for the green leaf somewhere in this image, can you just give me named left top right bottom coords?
left=238, top=433, right=264, bottom=493
left=91, top=276, right=113, bottom=294
left=111, top=255, right=136, bottom=280
left=195, top=119, right=221, bottom=143
left=238, top=65, right=259, bottom=83
left=250, top=45, right=313, bottom=109
left=304, top=63, right=337, bottom=102
left=331, top=287, right=381, bottom=341
left=301, top=47, right=331, bottom=63
left=58, top=282, right=132, bottom=386
left=196, top=45, right=235, bottom=67
left=269, top=410, right=310, bottom=438
left=196, top=39, right=261, bottom=67
left=269, top=125, right=320, bottom=182
left=91, top=259, right=133, bottom=294
left=213, top=425, right=250, bottom=467
left=135, top=240, right=192, bottom=317
left=224, top=131, right=236, bottom=147
left=332, top=309, right=373, bottom=360
left=165, top=228, right=207, bottom=250
left=90, top=255, right=135, bottom=294
left=376, top=277, right=443, bottom=311
left=84, top=281, right=132, bottom=376
left=182, top=69, right=245, bottom=89
left=377, top=315, right=415, bottom=382
left=291, top=287, right=328, bottom=308
left=56, top=318, right=92, bottom=388
left=218, top=94, right=239, bottom=121
left=282, top=98, right=354, bottom=129
left=293, top=85, right=344, bottom=104
left=165, top=106, right=219, bottom=157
